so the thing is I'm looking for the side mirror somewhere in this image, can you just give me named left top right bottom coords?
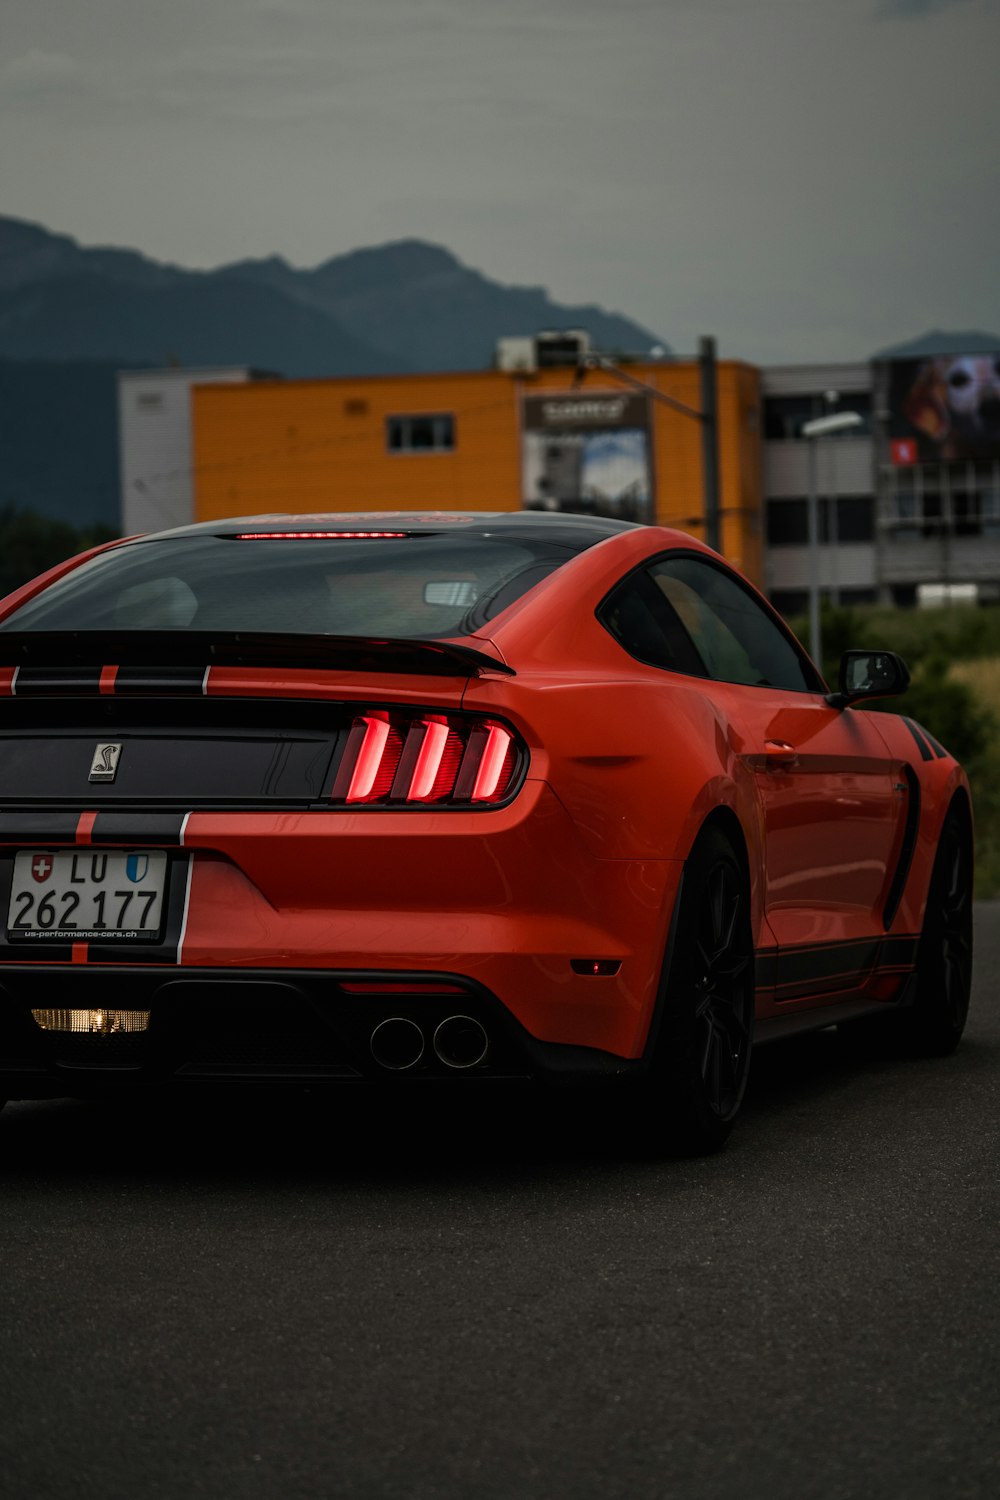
left=828, top=650, right=910, bottom=709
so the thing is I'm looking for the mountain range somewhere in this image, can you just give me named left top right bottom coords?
left=0, top=215, right=663, bottom=376
left=0, top=213, right=666, bottom=529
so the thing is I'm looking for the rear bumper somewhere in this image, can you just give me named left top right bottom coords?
left=0, top=782, right=684, bottom=1060
left=0, top=965, right=643, bottom=1098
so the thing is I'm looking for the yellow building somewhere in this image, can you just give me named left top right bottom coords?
left=192, top=357, right=763, bottom=583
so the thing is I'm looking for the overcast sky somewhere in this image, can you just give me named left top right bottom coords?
left=2, top=0, right=998, bottom=364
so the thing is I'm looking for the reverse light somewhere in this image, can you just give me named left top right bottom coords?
left=32, top=1009, right=151, bottom=1034
left=329, top=711, right=523, bottom=807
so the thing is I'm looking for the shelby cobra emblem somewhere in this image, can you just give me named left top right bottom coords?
left=89, top=742, right=123, bottom=783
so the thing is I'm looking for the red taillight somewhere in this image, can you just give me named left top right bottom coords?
left=471, top=725, right=514, bottom=800
left=234, top=531, right=409, bottom=539
left=330, top=711, right=523, bottom=807
left=407, top=719, right=450, bottom=800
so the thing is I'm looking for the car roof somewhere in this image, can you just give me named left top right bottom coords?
left=134, top=511, right=644, bottom=548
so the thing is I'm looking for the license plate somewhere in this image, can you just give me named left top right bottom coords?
left=7, top=850, right=168, bottom=942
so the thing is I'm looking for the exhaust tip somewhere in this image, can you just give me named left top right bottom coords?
left=370, top=1017, right=425, bottom=1071
left=433, top=1015, right=489, bottom=1070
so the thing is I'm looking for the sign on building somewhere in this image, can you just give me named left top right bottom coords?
left=521, top=392, right=652, bottom=522
left=887, top=352, right=1000, bottom=462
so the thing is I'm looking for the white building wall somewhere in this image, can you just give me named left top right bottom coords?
left=761, top=363, right=876, bottom=604
left=764, top=544, right=877, bottom=592
left=764, top=437, right=872, bottom=500
left=118, top=368, right=253, bottom=536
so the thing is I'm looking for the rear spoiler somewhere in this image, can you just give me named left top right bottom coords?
left=0, top=630, right=515, bottom=687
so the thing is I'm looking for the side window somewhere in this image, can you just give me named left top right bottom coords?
left=599, top=572, right=709, bottom=678
left=649, top=556, right=816, bottom=692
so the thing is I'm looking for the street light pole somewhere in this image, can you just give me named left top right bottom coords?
left=806, top=430, right=821, bottom=669
left=801, top=410, right=864, bottom=669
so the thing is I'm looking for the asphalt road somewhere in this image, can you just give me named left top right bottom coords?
left=2, top=911, right=999, bottom=1500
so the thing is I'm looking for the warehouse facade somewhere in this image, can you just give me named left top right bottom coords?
left=117, top=339, right=1000, bottom=609
left=187, top=353, right=765, bottom=585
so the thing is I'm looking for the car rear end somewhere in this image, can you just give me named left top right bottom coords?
left=0, top=515, right=677, bottom=1100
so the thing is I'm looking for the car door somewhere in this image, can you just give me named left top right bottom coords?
left=645, top=555, right=905, bottom=975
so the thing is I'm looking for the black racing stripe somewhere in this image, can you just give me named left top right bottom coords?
left=0, top=943, right=77, bottom=964
left=903, top=718, right=934, bottom=762
left=754, top=951, right=778, bottom=989
left=879, top=934, right=919, bottom=968
left=771, top=932, right=920, bottom=1000
left=11, top=668, right=105, bottom=696
left=0, top=812, right=80, bottom=843
left=920, top=728, right=949, bottom=759
left=90, top=812, right=189, bottom=846
left=774, top=974, right=868, bottom=1002
left=883, top=767, right=921, bottom=931
left=774, top=938, right=881, bottom=991
left=114, top=668, right=206, bottom=696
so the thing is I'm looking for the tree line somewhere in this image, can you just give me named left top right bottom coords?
left=0, top=504, right=116, bottom=599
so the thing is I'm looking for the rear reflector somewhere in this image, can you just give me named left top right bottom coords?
left=330, top=710, right=524, bottom=806
left=339, top=980, right=468, bottom=995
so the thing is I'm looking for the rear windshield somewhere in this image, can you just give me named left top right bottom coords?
left=0, top=533, right=581, bottom=639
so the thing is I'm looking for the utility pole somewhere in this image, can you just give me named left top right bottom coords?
left=698, top=336, right=720, bottom=552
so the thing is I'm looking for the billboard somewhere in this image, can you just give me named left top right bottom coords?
left=521, top=392, right=652, bottom=522
left=887, top=352, right=1000, bottom=463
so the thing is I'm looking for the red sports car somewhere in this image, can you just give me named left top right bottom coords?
left=0, top=513, right=973, bottom=1150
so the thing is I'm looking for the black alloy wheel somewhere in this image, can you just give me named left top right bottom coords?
left=904, top=804, right=973, bottom=1055
left=642, top=824, right=754, bottom=1155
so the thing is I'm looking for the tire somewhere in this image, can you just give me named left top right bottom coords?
left=636, top=824, right=754, bottom=1155
left=900, top=804, right=973, bottom=1056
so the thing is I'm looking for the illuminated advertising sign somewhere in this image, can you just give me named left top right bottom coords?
left=888, top=352, right=1000, bottom=462
left=521, top=392, right=651, bottom=522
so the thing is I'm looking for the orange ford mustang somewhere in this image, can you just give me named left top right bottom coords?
left=0, top=512, right=973, bottom=1150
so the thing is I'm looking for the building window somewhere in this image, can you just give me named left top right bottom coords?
left=386, top=413, right=455, bottom=453
left=136, top=392, right=163, bottom=412
left=767, top=499, right=809, bottom=546
left=767, top=497, right=874, bottom=546
left=835, top=497, right=875, bottom=542
left=764, top=393, right=872, bottom=441
left=880, top=460, right=1000, bottom=537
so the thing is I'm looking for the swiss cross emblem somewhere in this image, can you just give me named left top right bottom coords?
left=31, top=855, right=53, bottom=882
left=891, top=438, right=917, bottom=466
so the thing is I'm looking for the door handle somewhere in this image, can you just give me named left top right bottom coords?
left=764, top=739, right=799, bottom=768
